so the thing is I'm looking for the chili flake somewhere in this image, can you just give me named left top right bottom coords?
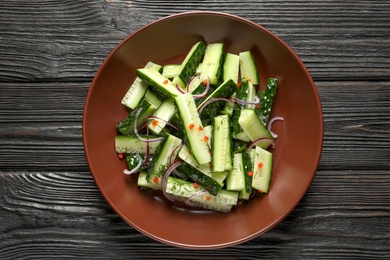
left=203, top=136, right=209, bottom=142
left=163, top=79, right=169, bottom=85
left=152, top=119, right=158, bottom=127
left=117, top=153, right=124, bottom=160
left=258, top=162, right=264, bottom=169
left=248, top=171, right=254, bottom=177
left=189, top=123, right=195, bottom=130
left=153, top=177, right=159, bottom=184
left=193, top=182, right=199, bottom=188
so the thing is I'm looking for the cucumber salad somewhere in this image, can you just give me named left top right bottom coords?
left=115, top=41, right=283, bottom=212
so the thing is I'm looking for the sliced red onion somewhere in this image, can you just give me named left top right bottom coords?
left=175, top=84, right=186, bottom=94
left=247, top=137, right=275, bottom=149
left=134, top=108, right=164, bottom=143
left=233, top=95, right=260, bottom=106
left=267, top=116, right=284, bottom=138
left=187, top=75, right=200, bottom=93
left=192, top=77, right=210, bottom=99
left=123, top=154, right=142, bottom=175
left=185, top=189, right=207, bottom=207
left=198, top=97, right=234, bottom=114
left=173, top=169, right=188, bottom=180
left=148, top=115, right=179, bottom=131
left=161, top=160, right=182, bottom=202
left=170, top=144, right=183, bottom=165
left=144, top=126, right=150, bottom=166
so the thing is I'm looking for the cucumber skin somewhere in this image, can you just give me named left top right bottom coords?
left=230, top=79, right=253, bottom=140
left=146, top=133, right=182, bottom=182
left=242, top=152, right=253, bottom=193
left=173, top=41, right=206, bottom=88
left=232, top=139, right=247, bottom=154
left=176, top=161, right=222, bottom=196
left=116, top=99, right=156, bottom=135
left=256, top=78, right=278, bottom=126
left=126, top=153, right=154, bottom=172
left=136, top=68, right=181, bottom=98
left=198, top=79, right=238, bottom=121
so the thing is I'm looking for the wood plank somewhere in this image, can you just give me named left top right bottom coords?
left=1, top=81, right=389, bottom=171
left=316, top=81, right=390, bottom=170
left=0, top=170, right=388, bottom=258
left=0, top=1, right=389, bottom=81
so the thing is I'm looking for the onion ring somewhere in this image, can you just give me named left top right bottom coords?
left=267, top=116, right=284, bottom=138
left=123, top=154, right=143, bottom=175
left=161, top=160, right=182, bottom=202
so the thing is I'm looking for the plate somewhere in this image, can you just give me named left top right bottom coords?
left=83, top=11, right=323, bottom=249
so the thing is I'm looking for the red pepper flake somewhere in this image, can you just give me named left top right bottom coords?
left=255, top=104, right=260, bottom=109
left=205, top=195, right=211, bottom=201
left=202, top=80, right=208, bottom=86
left=163, top=79, right=169, bottom=85
left=189, top=123, right=195, bottom=130
left=237, top=83, right=242, bottom=88
left=248, top=171, right=253, bottom=177
left=153, top=177, right=159, bottom=184
left=203, top=136, right=209, bottom=142
left=152, top=119, right=158, bottom=127
left=258, top=162, right=264, bottom=169
left=117, top=153, right=125, bottom=160
left=193, top=182, right=199, bottom=188
left=198, top=125, right=203, bottom=131
left=258, top=189, right=264, bottom=193
left=248, top=79, right=252, bottom=83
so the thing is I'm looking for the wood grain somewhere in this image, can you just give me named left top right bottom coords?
left=0, top=0, right=388, bottom=82
left=1, top=81, right=389, bottom=171
left=0, top=0, right=389, bottom=258
left=0, top=170, right=388, bottom=258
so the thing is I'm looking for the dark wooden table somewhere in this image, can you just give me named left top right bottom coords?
left=1, top=1, right=389, bottom=258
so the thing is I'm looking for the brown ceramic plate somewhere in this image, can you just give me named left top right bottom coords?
left=83, top=11, right=323, bottom=249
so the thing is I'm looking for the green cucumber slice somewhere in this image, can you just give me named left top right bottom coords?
left=211, top=115, right=232, bottom=172
left=256, top=78, right=279, bottom=125
left=252, top=146, right=273, bottom=193
left=172, top=41, right=206, bottom=89
left=174, top=93, right=211, bottom=165
left=200, top=43, right=224, bottom=85
left=176, top=160, right=222, bottom=196
left=166, top=176, right=237, bottom=212
left=146, top=133, right=182, bottom=184
left=162, top=64, right=180, bottom=79
left=115, top=135, right=162, bottom=154
left=136, top=68, right=182, bottom=98
left=226, top=153, right=245, bottom=191
left=223, top=53, right=240, bottom=84
left=238, top=108, right=274, bottom=149
left=116, top=98, right=157, bottom=135
left=178, top=144, right=227, bottom=185
left=121, top=61, right=162, bottom=110
left=239, top=50, right=260, bottom=85
left=148, top=99, right=176, bottom=135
